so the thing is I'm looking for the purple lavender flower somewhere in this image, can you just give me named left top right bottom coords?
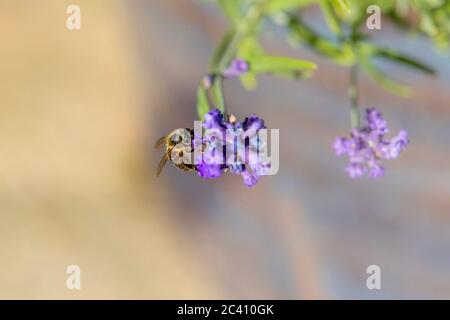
left=239, top=115, right=270, bottom=187
left=194, top=109, right=269, bottom=187
left=384, top=130, right=409, bottom=159
left=333, top=108, right=409, bottom=179
left=223, top=59, right=249, bottom=78
left=193, top=110, right=226, bottom=180
left=366, top=108, right=388, bottom=134
left=227, top=114, right=270, bottom=187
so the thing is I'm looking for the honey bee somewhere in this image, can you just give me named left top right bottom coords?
left=154, top=128, right=196, bottom=177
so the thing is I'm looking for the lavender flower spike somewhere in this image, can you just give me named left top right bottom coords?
left=194, top=109, right=226, bottom=180
left=194, top=109, right=269, bottom=187
left=333, top=108, right=409, bottom=179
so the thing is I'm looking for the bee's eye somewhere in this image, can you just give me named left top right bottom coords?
left=171, top=135, right=182, bottom=143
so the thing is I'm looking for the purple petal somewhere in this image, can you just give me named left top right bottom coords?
left=196, top=164, right=223, bottom=179
left=345, top=163, right=365, bottom=179
left=241, top=169, right=259, bottom=187
left=242, top=115, right=265, bottom=138
left=385, top=130, right=409, bottom=159
left=333, top=137, right=349, bottom=156
left=228, top=163, right=245, bottom=174
left=223, top=59, right=249, bottom=78
left=367, top=160, right=385, bottom=179
left=366, top=108, right=388, bottom=134
left=203, top=109, right=226, bottom=130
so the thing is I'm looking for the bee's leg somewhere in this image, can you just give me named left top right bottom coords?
left=156, top=154, right=169, bottom=177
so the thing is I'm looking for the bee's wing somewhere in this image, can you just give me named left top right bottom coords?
left=154, top=136, right=167, bottom=149
left=156, top=154, right=169, bottom=177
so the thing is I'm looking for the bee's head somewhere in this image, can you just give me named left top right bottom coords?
left=167, top=128, right=193, bottom=148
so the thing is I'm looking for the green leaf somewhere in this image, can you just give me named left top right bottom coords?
left=360, top=58, right=411, bottom=97
left=395, top=0, right=410, bottom=17
left=421, top=14, right=439, bottom=36
left=209, top=3, right=265, bottom=73
left=286, top=16, right=355, bottom=65
left=209, top=29, right=237, bottom=73
left=240, top=73, right=258, bottom=90
left=217, top=0, right=242, bottom=25
left=319, top=0, right=343, bottom=36
left=331, top=0, right=350, bottom=15
left=265, top=0, right=315, bottom=13
left=373, top=48, right=435, bottom=75
left=357, top=43, right=435, bottom=74
left=236, top=36, right=265, bottom=90
left=197, top=85, right=211, bottom=120
left=238, top=35, right=265, bottom=57
left=249, top=55, right=317, bottom=77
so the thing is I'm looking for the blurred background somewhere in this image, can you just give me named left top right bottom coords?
left=0, top=0, right=449, bottom=299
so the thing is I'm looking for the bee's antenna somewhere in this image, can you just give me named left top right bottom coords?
left=154, top=136, right=167, bottom=149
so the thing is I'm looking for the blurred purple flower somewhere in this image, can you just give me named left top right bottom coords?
left=223, top=59, right=249, bottom=78
left=333, top=108, right=409, bottom=179
left=366, top=108, right=388, bottom=134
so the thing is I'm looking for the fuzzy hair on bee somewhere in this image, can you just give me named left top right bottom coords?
left=154, top=128, right=196, bottom=177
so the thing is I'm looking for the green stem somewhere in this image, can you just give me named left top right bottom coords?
left=206, top=4, right=264, bottom=115
left=349, top=65, right=360, bottom=128
left=211, top=5, right=263, bottom=74
left=212, top=76, right=226, bottom=114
